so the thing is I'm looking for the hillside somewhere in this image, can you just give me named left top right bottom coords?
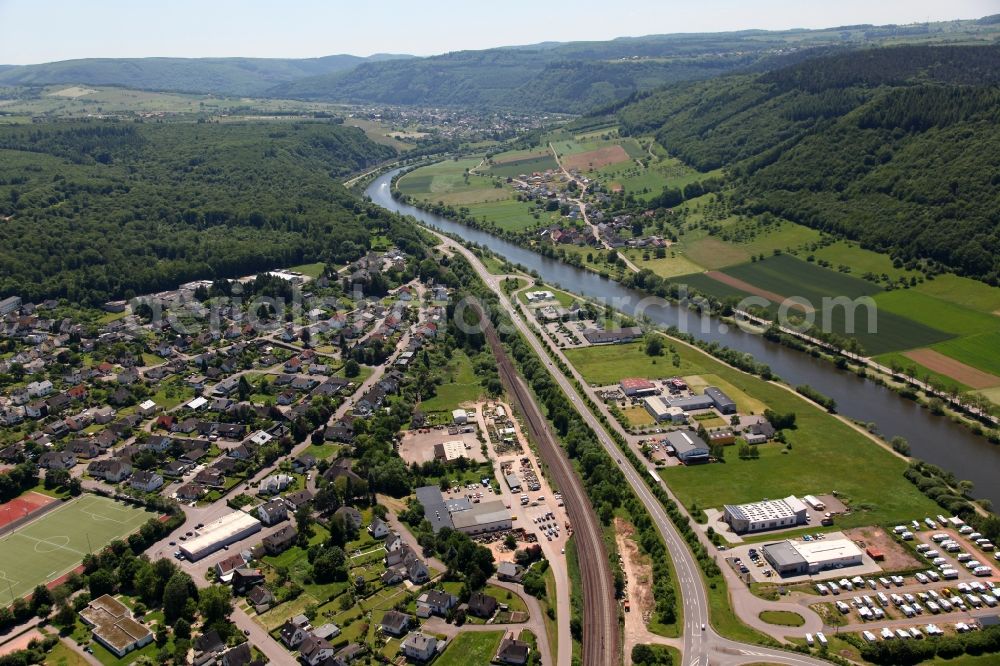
left=616, top=44, right=1000, bottom=284
left=0, top=54, right=411, bottom=97
left=0, top=121, right=411, bottom=304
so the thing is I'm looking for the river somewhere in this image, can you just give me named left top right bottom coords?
left=367, top=170, right=1000, bottom=506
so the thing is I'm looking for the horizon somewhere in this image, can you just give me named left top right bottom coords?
left=1, top=0, right=997, bottom=66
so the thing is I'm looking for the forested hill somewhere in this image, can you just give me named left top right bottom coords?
left=616, top=44, right=1000, bottom=284
left=0, top=54, right=412, bottom=97
left=0, top=121, right=419, bottom=305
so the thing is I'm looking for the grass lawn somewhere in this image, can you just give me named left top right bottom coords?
left=419, top=349, right=483, bottom=417
left=565, top=341, right=703, bottom=386
left=0, top=495, right=151, bottom=600
left=305, top=442, right=340, bottom=461
left=623, top=405, right=655, bottom=428
left=758, top=610, right=806, bottom=627
left=286, top=262, right=325, bottom=279
left=435, top=631, right=504, bottom=666
left=46, top=641, right=90, bottom=666
left=397, top=159, right=485, bottom=197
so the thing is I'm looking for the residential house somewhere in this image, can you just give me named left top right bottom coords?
left=176, top=483, right=205, bottom=501
left=87, top=459, right=132, bottom=483
left=38, top=451, right=76, bottom=470
left=298, top=635, right=334, bottom=666
left=282, top=489, right=313, bottom=510
left=130, top=470, right=164, bottom=493
left=468, top=592, right=498, bottom=619
left=262, top=525, right=297, bottom=555
left=416, top=590, right=456, bottom=618
left=193, top=468, right=225, bottom=488
left=193, top=630, right=226, bottom=666
left=214, top=553, right=248, bottom=582
left=231, top=568, right=265, bottom=594
left=279, top=619, right=308, bottom=649
left=401, top=632, right=437, bottom=662
left=495, top=637, right=531, bottom=665
left=247, top=586, right=274, bottom=613
left=334, top=506, right=363, bottom=530
left=258, top=473, right=292, bottom=495
left=257, top=498, right=288, bottom=526
left=378, top=610, right=410, bottom=637
left=367, top=517, right=389, bottom=539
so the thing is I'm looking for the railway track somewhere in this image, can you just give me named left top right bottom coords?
left=473, top=302, right=619, bottom=666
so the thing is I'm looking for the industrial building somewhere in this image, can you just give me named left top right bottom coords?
left=665, top=386, right=736, bottom=414
left=620, top=378, right=657, bottom=397
left=723, top=495, right=808, bottom=534
left=663, top=431, right=710, bottom=464
left=451, top=500, right=513, bottom=535
left=415, top=485, right=511, bottom=535
left=433, top=440, right=469, bottom=462
left=704, top=387, right=737, bottom=414
left=179, top=510, right=262, bottom=561
left=763, top=539, right=865, bottom=576
left=643, top=396, right=687, bottom=423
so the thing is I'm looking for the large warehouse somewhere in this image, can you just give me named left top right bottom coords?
left=723, top=495, right=808, bottom=533
left=451, top=500, right=513, bottom=535
left=763, top=539, right=865, bottom=576
left=179, top=510, right=261, bottom=561
left=663, top=431, right=710, bottom=464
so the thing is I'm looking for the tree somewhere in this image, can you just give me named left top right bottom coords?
left=645, top=336, right=663, bottom=357
left=343, top=359, right=360, bottom=378
left=88, top=569, right=115, bottom=598
left=54, top=603, right=77, bottom=629
left=174, top=618, right=191, bottom=640
left=198, top=585, right=232, bottom=626
left=312, top=547, right=348, bottom=583
left=162, top=572, right=194, bottom=623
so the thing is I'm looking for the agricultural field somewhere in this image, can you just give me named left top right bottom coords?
left=914, top=274, right=1000, bottom=314
left=872, top=289, right=1000, bottom=337
left=487, top=155, right=558, bottom=178
left=873, top=351, right=972, bottom=395
left=598, top=154, right=717, bottom=200
left=0, top=496, right=152, bottom=600
left=397, top=159, right=496, bottom=203
left=466, top=198, right=549, bottom=232
left=930, top=331, right=1000, bottom=378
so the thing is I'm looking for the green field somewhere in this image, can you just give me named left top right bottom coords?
left=711, top=255, right=953, bottom=355
left=873, top=289, right=1000, bottom=337
left=488, top=155, right=558, bottom=178
left=683, top=222, right=823, bottom=271
left=286, top=262, right=326, bottom=279
left=419, top=349, right=484, bottom=417
left=435, top=631, right=504, bottom=666
left=564, top=339, right=939, bottom=527
left=466, top=198, right=547, bottom=232
left=0, top=496, right=152, bottom=601
left=397, top=159, right=487, bottom=198
left=914, top=274, right=1000, bottom=314
left=811, top=240, right=923, bottom=283
left=931, top=331, right=1000, bottom=377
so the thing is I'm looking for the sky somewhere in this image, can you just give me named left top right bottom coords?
left=1, top=0, right=998, bottom=65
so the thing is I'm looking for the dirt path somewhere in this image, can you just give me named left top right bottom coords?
left=903, top=348, right=1000, bottom=389
left=703, top=271, right=813, bottom=312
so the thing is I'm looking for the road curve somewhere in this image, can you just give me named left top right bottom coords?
left=472, top=301, right=619, bottom=666
left=429, top=228, right=833, bottom=666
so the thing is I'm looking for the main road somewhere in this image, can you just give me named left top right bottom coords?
left=425, top=227, right=832, bottom=666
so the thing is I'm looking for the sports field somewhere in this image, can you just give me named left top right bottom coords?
left=0, top=495, right=151, bottom=601
left=0, top=491, right=57, bottom=529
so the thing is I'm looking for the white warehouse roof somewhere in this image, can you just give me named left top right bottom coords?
left=179, top=510, right=261, bottom=561
left=791, top=538, right=863, bottom=566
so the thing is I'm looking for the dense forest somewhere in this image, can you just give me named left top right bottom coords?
left=617, top=44, right=1000, bottom=284
left=0, top=54, right=411, bottom=97
left=0, top=120, right=418, bottom=304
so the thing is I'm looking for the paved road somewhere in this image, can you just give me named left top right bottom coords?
left=428, top=228, right=833, bottom=666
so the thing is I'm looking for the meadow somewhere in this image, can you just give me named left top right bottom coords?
left=487, top=155, right=558, bottom=178
left=931, top=331, right=1000, bottom=377
left=466, top=198, right=547, bottom=232
left=419, top=349, right=484, bottom=418
left=435, top=631, right=504, bottom=666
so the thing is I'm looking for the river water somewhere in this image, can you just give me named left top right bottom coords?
left=367, top=170, right=1000, bottom=505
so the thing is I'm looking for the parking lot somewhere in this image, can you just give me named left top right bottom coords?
left=723, top=530, right=885, bottom=583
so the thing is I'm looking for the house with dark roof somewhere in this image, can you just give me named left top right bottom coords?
left=257, top=498, right=288, bottom=526
left=467, top=591, right=498, bottom=619
left=262, top=525, right=297, bottom=555
left=334, top=506, right=363, bottom=529
left=416, top=590, right=456, bottom=618
left=247, top=586, right=274, bottom=613
left=379, top=610, right=410, bottom=637
left=495, top=637, right=531, bottom=665
left=299, top=634, right=335, bottom=666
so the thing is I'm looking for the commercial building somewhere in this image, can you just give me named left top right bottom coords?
left=505, top=472, right=522, bottom=492
left=433, top=440, right=468, bottom=462
left=80, top=595, right=153, bottom=658
left=451, top=499, right=512, bottom=535
left=704, top=387, right=737, bottom=414
left=763, top=538, right=865, bottom=576
left=179, top=510, right=261, bottom=561
left=620, top=378, right=657, bottom=397
left=644, top=396, right=687, bottom=423
left=663, top=430, right=710, bottom=464
left=723, top=496, right=809, bottom=534
left=582, top=326, right=642, bottom=345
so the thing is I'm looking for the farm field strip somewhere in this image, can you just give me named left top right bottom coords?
left=902, top=348, right=1000, bottom=390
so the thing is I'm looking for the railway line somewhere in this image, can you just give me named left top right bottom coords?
left=473, top=301, right=620, bottom=666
